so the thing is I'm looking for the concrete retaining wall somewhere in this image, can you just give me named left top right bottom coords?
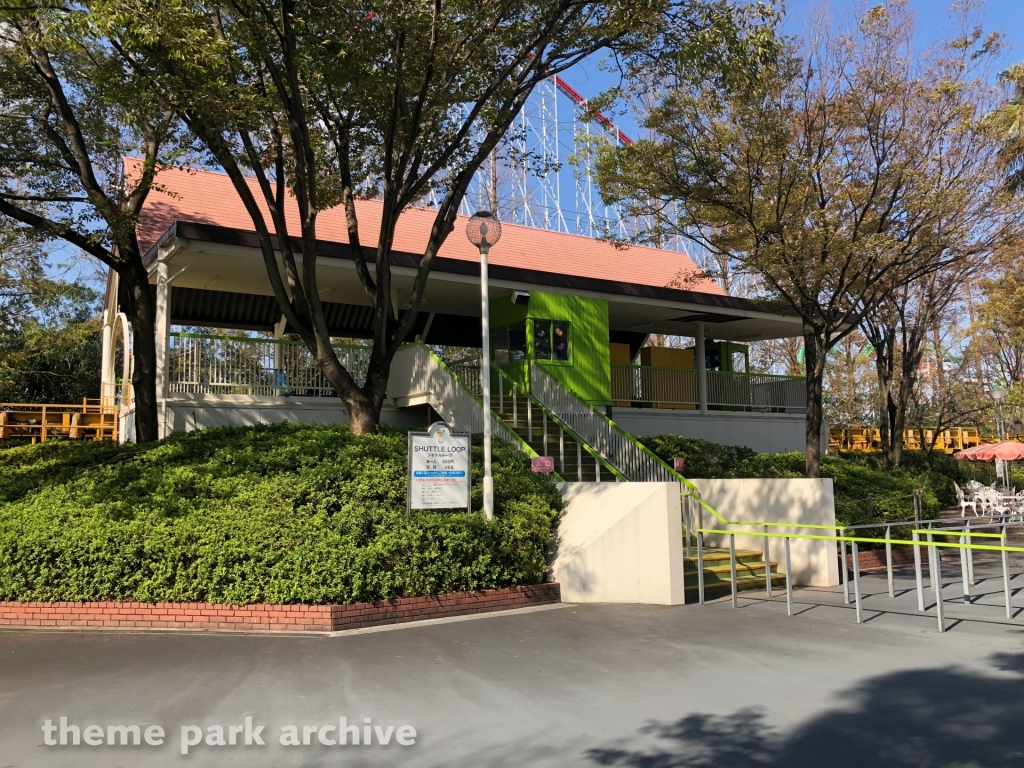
left=552, top=482, right=686, bottom=605
left=692, top=478, right=840, bottom=587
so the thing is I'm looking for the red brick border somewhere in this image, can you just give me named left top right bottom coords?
left=0, top=584, right=561, bottom=633
left=845, top=548, right=917, bottom=571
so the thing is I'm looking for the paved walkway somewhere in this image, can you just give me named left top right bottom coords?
left=3, top=561, right=1024, bottom=767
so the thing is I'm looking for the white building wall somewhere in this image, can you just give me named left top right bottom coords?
left=692, top=478, right=839, bottom=587
left=148, top=395, right=427, bottom=438
left=552, top=482, right=687, bottom=605
left=609, top=407, right=823, bottom=455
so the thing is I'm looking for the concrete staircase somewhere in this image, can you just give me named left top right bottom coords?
left=490, top=391, right=610, bottom=482
left=685, top=547, right=786, bottom=600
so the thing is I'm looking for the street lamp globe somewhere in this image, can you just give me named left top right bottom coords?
left=466, top=211, right=502, bottom=249
left=991, top=388, right=1009, bottom=403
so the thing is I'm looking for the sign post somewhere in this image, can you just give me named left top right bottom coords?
left=408, top=421, right=472, bottom=514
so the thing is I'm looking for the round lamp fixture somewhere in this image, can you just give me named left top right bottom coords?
left=466, top=211, right=502, bottom=249
left=991, top=388, right=1009, bottom=402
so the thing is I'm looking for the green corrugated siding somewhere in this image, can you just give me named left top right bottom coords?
left=491, top=297, right=528, bottom=328
left=528, top=292, right=610, bottom=405
left=490, top=291, right=611, bottom=405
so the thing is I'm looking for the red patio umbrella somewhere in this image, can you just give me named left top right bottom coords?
left=953, top=443, right=992, bottom=460
left=971, top=441, right=1024, bottom=462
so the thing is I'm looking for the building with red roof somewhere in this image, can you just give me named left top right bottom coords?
left=103, top=162, right=810, bottom=455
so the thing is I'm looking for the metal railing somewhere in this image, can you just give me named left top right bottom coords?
left=693, top=512, right=1024, bottom=633
left=496, top=368, right=624, bottom=482
left=168, top=332, right=371, bottom=397
left=530, top=365, right=685, bottom=484
left=611, top=364, right=805, bottom=411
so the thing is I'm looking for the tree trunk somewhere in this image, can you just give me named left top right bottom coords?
left=803, top=329, right=826, bottom=478
left=120, top=259, right=159, bottom=443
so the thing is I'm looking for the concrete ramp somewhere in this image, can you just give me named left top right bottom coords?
left=552, top=482, right=686, bottom=605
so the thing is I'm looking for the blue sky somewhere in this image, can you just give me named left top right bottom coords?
left=567, top=0, right=1024, bottom=138
left=782, top=0, right=1022, bottom=51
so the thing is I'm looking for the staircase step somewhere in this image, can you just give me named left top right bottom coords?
left=685, top=573, right=786, bottom=595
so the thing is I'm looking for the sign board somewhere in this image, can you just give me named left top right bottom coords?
left=407, top=421, right=471, bottom=513
left=532, top=456, right=555, bottom=473
left=673, top=457, right=686, bottom=473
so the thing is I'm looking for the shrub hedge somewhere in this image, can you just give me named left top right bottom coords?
left=640, top=435, right=1005, bottom=528
left=0, top=424, right=562, bottom=604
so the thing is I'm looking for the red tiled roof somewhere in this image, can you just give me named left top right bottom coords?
left=131, top=160, right=726, bottom=296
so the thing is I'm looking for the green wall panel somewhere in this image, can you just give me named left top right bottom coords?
left=529, top=292, right=611, bottom=405
left=491, top=291, right=611, bottom=405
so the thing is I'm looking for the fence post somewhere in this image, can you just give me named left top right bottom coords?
left=885, top=526, right=894, bottom=598
left=684, top=496, right=691, bottom=559
left=965, top=518, right=975, bottom=587
left=1003, top=523, right=1013, bottom=620
left=542, top=411, right=548, bottom=457
left=729, top=533, right=738, bottom=609
left=785, top=537, right=793, bottom=616
left=913, top=530, right=925, bottom=612
left=959, top=534, right=971, bottom=604
left=696, top=506, right=705, bottom=606
left=763, top=524, right=772, bottom=597
left=852, top=541, right=863, bottom=624
left=931, top=539, right=945, bottom=633
left=840, top=529, right=850, bottom=605
left=559, top=427, right=565, bottom=476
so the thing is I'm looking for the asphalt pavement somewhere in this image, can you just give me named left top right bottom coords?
left=3, top=558, right=1024, bottom=767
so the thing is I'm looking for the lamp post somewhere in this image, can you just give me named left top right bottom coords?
left=467, top=211, right=502, bottom=520
left=991, top=387, right=1009, bottom=487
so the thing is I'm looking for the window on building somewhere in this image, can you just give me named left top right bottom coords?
left=731, top=351, right=747, bottom=373
left=533, top=320, right=569, bottom=362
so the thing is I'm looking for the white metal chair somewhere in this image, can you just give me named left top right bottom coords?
left=955, top=482, right=978, bottom=517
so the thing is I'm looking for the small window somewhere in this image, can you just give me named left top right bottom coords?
left=731, top=351, right=746, bottom=373
left=533, top=319, right=569, bottom=362
left=552, top=321, right=570, bottom=361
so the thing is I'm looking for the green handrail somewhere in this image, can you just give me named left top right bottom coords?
left=696, top=527, right=1024, bottom=553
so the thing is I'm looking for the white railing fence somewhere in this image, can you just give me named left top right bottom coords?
left=168, top=333, right=370, bottom=396
left=611, top=364, right=804, bottom=412
left=530, top=365, right=676, bottom=483
left=707, top=370, right=805, bottom=411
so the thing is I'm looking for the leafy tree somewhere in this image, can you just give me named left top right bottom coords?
left=975, top=255, right=1024, bottom=387
left=0, top=1, right=179, bottom=441
left=96, top=0, right=758, bottom=433
left=0, top=225, right=102, bottom=403
left=593, top=1, right=1023, bottom=476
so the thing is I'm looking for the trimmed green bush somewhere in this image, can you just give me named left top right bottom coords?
left=0, top=424, right=562, bottom=604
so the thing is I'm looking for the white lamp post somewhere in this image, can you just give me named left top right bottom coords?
left=467, top=211, right=502, bottom=520
left=991, top=387, right=1009, bottom=487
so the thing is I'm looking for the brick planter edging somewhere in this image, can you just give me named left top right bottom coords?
left=0, top=584, right=561, bottom=633
left=845, top=548, right=918, bottom=571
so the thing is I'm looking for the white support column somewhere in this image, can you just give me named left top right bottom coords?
left=100, top=310, right=113, bottom=400
left=155, top=260, right=171, bottom=403
left=695, top=321, right=708, bottom=413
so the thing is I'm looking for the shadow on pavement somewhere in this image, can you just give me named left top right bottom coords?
left=585, top=651, right=1024, bottom=768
